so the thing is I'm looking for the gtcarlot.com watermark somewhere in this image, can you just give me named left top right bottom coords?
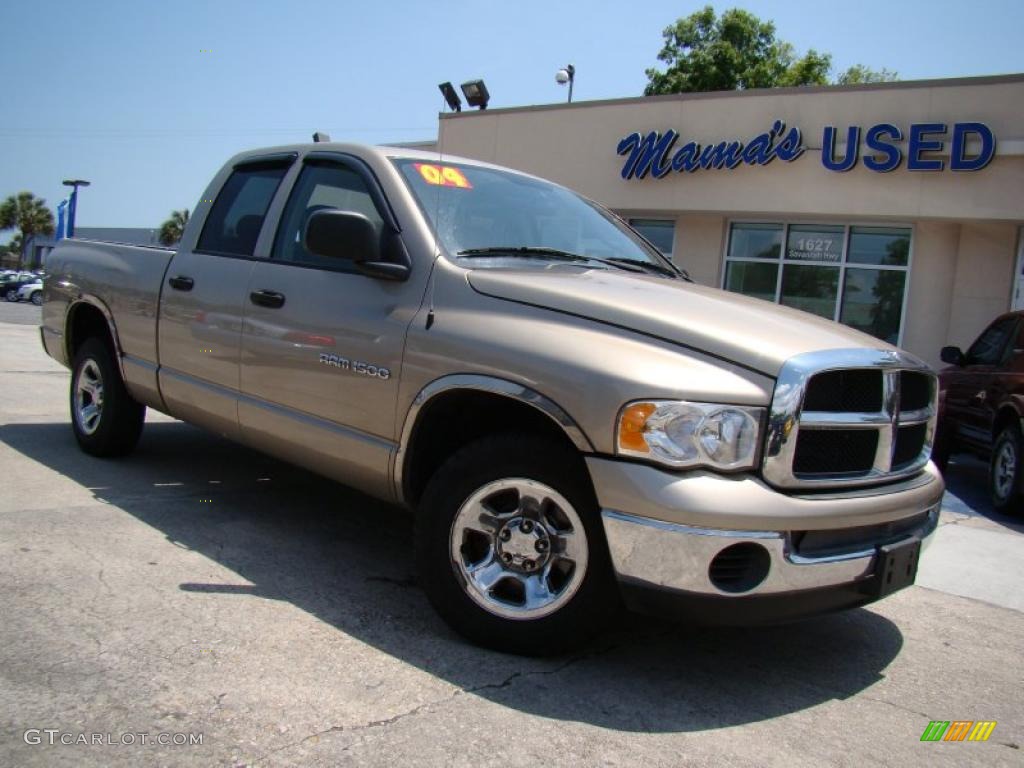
left=24, top=729, right=203, bottom=747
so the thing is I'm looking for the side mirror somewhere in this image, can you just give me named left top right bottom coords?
left=304, top=210, right=379, bottom=262
left=303, top=210, right=410, bottom=282
left=940, top=346, right=965, bottom=366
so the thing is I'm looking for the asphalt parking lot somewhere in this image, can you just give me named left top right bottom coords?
left=1, top=302, right=1022, bottom=767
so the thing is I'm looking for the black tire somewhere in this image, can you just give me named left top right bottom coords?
left=416, top=433, right=618, bottom=655
left=5, top=289, right=19, bottom=302
left=30, top=290, right=42, bottom=306
left=70, top=337, right=145, bottom=457
left=990, top=425, right=1023, bottom=516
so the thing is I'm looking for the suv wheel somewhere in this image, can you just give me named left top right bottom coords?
left=71, top=338, right=146, bottom=457
left=990, top=425, right=1023, bottom=515
left=5, top=289, right=18, bottom=302
left=30, top=290, right=42, bottom=306
left=416, top=434, right=618, bottom=654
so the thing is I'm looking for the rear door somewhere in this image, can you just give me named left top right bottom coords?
left=237, top=152, right=420, bottom=498
left=158, top=155, right=293, bottom=438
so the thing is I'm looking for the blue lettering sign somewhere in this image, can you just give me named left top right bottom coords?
left=619, top=121, right=996, bottom=178
left=616, top=120, right=805, bottom=179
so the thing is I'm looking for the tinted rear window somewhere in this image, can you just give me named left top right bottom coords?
left=197, top=164, right=289, bottom=256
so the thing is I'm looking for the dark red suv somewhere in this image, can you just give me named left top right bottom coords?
left=936, top=311, right=1024, bottom=515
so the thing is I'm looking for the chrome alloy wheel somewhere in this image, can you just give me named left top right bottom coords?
left=450, top=478, right=589, bottom=620
left=994, top=439, right=1017, bottom=500
left=74, top=359, right=105, bottom=435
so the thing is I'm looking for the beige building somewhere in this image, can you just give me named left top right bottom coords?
left=432, top=74, right=1024, bottom=368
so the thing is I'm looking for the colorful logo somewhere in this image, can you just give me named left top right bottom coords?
left=920, top=721, right=997, bottom=742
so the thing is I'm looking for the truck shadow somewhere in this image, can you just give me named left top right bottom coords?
left=1, top=420, right=905, bottom=733
left=942, top=454, right=1024, bottom=533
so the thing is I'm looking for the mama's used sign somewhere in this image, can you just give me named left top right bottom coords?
left=616, top=121, right=995, bottom=179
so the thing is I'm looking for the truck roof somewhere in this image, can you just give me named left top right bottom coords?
left=225, top=142, right=548, bottom=182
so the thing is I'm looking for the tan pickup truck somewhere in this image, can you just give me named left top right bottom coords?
left=40, top=143, right=944, bottom=653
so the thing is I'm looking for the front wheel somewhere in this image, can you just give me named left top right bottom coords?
left=30, top=290, right=42, bottom=306
left=416, top=434, right=618, bottom=654
left=71, top=338, right=146, bottom=457
left=990, top=425, right=1023, bottom=516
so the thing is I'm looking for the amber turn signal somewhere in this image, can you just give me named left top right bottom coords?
left=618, top=402, right=656, bottom=452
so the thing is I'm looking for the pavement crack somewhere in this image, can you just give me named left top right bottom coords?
left=251, top=644, right=619, bottom=764
left=860, top=694, right=932, bottom=720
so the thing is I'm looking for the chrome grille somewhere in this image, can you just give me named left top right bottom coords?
left=763, top=349, right=937, bottom=489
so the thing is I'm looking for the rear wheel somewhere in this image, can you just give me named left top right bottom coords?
left=990, top=425, right=1023, bottom=516
left=5, top=289, right=19, bottom=302
left=416, top=434, right=618, bottom=654
left=70, top=338, right=145, bottom=457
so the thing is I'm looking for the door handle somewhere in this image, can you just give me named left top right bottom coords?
left=168, top=275, right=194, bottom=291
left=250, top=289, right=286, bottom=309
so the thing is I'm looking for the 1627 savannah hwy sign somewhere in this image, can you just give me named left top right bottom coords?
left=616, top=121, right=996, bottom=179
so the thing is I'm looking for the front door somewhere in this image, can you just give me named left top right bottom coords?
left=945, top=315, right=1019, bottom=449
left=238, top=154, right=422, bottom=498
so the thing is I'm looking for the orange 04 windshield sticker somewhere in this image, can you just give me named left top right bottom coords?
left=414, top=163, right=473, bottom=189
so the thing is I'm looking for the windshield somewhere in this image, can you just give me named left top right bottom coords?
left=393, top=158, right=673, bottom=271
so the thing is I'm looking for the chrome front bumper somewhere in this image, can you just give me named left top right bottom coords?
left=588, top=456, right=944, bottom=611
left=601, top=506, right=939, bottom=597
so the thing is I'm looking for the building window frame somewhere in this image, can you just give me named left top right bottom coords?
left=721, top=218, right=915, bottom=346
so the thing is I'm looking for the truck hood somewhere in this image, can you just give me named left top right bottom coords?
left=467, top=268, right=895, bottom=377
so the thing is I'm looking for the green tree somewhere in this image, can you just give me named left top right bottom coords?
left=0, top=192, right=55, bottom=264
left=837, top=64, right=899, bottom=85
left=159, top=208, right=190, bottom=245
left=644, top=6, right=832, bottom=95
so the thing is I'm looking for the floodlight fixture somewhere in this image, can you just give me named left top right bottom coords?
left=460, top=79, right=489, bottom=110
left=438, top=81, right=462, bottom=112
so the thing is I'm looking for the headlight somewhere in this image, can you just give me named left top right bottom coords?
left=617, top=400, right=764, bottom=471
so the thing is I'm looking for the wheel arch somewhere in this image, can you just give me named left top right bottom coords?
left=65, top=297, right=125, bottom=378
left=993, top=401, right=1024, bottom=439
left=395, top=375, right=595, bottom=508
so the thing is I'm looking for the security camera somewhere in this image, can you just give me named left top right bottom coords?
left=555, top=69, right=570, bottom=84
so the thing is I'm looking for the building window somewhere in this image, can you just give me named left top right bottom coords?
left=724, top=222, right=911, bottom=345
left=629, top=218, right=674, bottom=257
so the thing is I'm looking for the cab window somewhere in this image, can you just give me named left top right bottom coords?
left=197, top=163, right=289, bottom=256
left=272, top=163, right=384, bottom=270
left=966, top=316, right=1018, bottom=365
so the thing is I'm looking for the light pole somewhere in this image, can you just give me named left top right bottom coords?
left=62, top=179, right=91, bottom=238
left=556, top=64, right=575, bottom=103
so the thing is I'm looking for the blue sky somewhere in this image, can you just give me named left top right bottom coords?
left=1, top=0, right=1021, bottom=237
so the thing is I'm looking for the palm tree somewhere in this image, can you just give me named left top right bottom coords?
left=0, top=192, right=55, bottom=266
left=159, top=209, right=190, bottom=245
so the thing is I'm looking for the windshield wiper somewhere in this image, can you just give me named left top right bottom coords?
left=601, top=256, right=683, bottom=279
left=456, top=247, right=648, bottom=273
left=457, top=247, right=590, bottom=262
left=456, top=247, right=684, bottom=279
